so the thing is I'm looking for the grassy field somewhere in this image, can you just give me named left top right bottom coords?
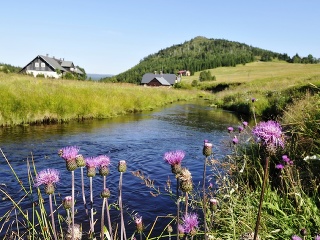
left=181, top=61, right=320, bottom=117
left=0, top=73, right=209, bottom=126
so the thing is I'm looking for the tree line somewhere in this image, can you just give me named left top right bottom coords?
left=103, top=36, right=319, bottom=84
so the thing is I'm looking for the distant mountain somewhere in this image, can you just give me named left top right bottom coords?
left=87, top=73, right=113, bottom=80
left=105, top=36, right=292, bottom=84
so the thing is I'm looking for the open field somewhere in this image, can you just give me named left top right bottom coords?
left=0, top=73, right=208, bottom=126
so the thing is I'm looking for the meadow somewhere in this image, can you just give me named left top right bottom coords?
left=1, top=61, right=320, bottom=239
left=0, top=73, right=208, bottom=126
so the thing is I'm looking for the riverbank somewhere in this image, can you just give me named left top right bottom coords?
left=0, top=73, right=211, bottom=126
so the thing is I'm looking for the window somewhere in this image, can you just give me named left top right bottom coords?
left=35, top=62, right=39, bottom=68
left=41, top=62, right=45, bottom=68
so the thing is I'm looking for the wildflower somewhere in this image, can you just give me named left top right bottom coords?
left=35, top=169, right=60, bottom=194
left=292, top=235, right=302, bottom=240
left=251, top=98, right=256, bottom=102
left=180, top=213, right=199, bottom=235
left=232, top=136, right=239, bottom=144
left=86, top=157, right=98, bottom=177
left=59, top=146, right=80, bottom=171
left=315, top=235, right=320, bottom=240
left=275, top=164, right=284, bottom=170
left=210, top=198, right=218, bottom=211
left=97, top=155, right=111, bottom=176
left=63, top=196, right=73, bottom=210
left=252, top=120, right=285, bottom=153
left=203, top=140, right=213, bottom=157
left=242, top=121, right=248, bottom=127
left=238, top=126, right=244, bottom=133
left=227, top=127, right=234, bottom=133
left=118, top=160, right=127, bottom=172
left=282, top=155, right=290, bottom=163
left=164, top=150, right=185, bottom=175
left=135, top=215, right=143, bottom=233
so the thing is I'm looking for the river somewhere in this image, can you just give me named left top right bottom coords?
left=0, top=100, right=246, bottom=239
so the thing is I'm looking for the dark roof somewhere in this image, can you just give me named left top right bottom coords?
left=61, top=61, right=74, bottom=68
left=152, top=77, right=171, bottom=86
left=141, top=73, right=178, bottom=85
left=39, top=55, right=66, bottom=71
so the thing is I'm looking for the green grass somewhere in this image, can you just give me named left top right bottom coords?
left=0, top=73, right=210, bottom=126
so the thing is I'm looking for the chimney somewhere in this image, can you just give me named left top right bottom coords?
left=46, top=54, right=49, bottom=57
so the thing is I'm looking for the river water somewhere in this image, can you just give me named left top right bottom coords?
left=0, top=100, right=245, bottom=239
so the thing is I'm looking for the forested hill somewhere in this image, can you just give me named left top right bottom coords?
left=104, top=36, right=292, bottom=84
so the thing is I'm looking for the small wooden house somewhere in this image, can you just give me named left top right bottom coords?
left=141, top=73, right=180, bottom=86
left=20, top=54, right=83, bottom=78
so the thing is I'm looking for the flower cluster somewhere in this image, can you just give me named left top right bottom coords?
left=276, top=155, right=293, bottom=170
left=252, top=120, right=285, bottom=153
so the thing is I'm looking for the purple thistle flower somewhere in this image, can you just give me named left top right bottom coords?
left=35, top=169, right=60, bottom=187
left=164, top=150, right=185, bottom=166
left=59, top=146, right=80, bottom=162
left=251, top=98, right=256, bottom=102
left=227, top=127, right=234, bottom=133
left=86, top=157, right=99, bottom=168
left=243, top=121, right=248, bottom=127
left=252, top=120, right=285, bottom=151
left=180, top=213, right=199, bottom=234
left=315, top=235, right=320, bottom=240
left=238, top=126, right=244, bottom=133
left=292, top=235, right=302, bottom=240
left=282, top=155, right=290, bottom=163
left=97, top=155, right=111, bottom=167
left=232, top=136, right=239, bottom=144
left=275, top=164, right=284, bottom=170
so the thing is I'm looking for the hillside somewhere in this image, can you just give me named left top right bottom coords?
left=104, top=36, right=297, bottom=84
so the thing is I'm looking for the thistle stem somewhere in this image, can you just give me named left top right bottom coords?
left=176, top=178, right=180, bottom=240
left=49, top=194, right=57, bottom=240
left=253, top=156, right=270, bottom=240
left=106, top=197, right=113, bottom=240
left=203, top=157, right=208, bottom=240
left=119, top=172, right=127, bottom=240
left=101, top=198, right=106, bottom=240
left=90, top=176, right=95, bottom=236
left=71, top=171, right=75, bottom=240
left=185, top=193, right=188, bottom=215
left=81, top=167, right=88, bottom=215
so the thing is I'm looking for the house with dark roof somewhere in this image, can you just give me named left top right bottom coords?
left=141, top=72, right=180, bottom=86
left=19, top=54, right=83, bottom=78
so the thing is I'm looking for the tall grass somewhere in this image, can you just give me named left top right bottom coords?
left=0, top=73, right=208, bottom=126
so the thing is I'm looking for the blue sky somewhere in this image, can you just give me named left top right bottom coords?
left=1, top=1, right=319, bottom=75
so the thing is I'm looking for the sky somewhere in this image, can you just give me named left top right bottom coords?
left=1, top=1, right=319, bottom=75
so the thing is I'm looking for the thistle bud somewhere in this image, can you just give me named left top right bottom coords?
left=180, top=179, right=193, bottom=193
left=86, top=166, right=96, bottom=177
left=76, top=154, right=86, bottom=167
left=101, top=188, right=111, bottom=198
left=118, top=160, right=127, bottom=172
left=167, top=225, right=173, bottom=234
left=203, top=141, right=213, bottom=157
left=210, top=198, right=218, bottom=211
left=63, top=196, right=73, bottom=210
left=99, top=166, right=110, bottom=176
left=135, top=216, right=143, bottom=233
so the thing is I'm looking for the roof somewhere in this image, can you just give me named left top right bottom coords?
left=152, top=77, right=171, bottom=86
left=74, top=68, right=83, bottom=74
left=61, top=61, right=74, bottom=68
left=39, top=55, right=66, bottom=72
left=141, top=73, right=178, bottom=85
